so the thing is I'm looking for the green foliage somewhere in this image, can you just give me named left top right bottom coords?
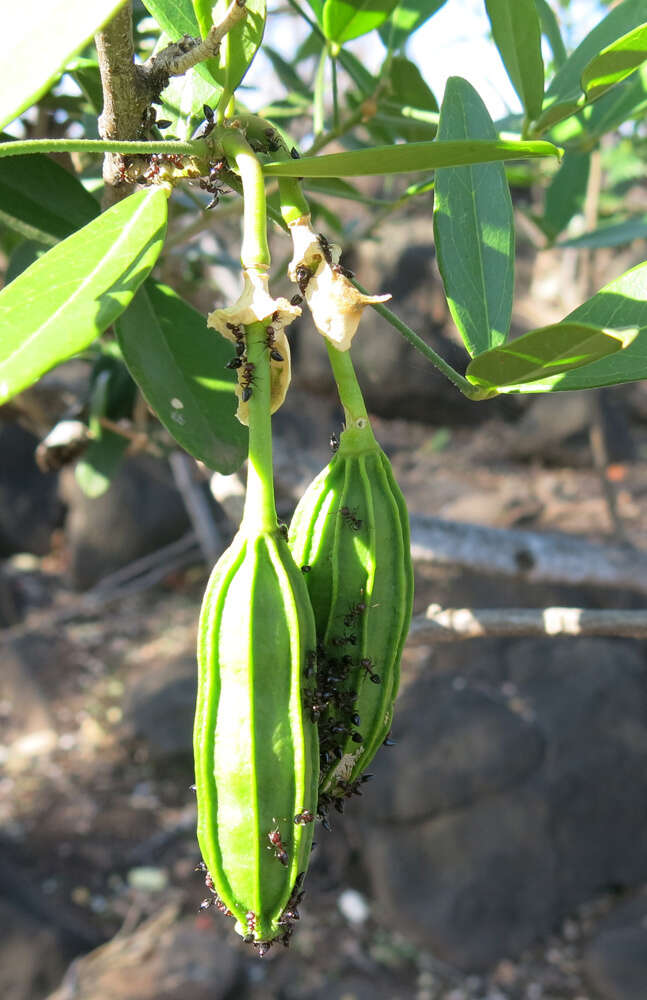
left=433, top=77, right=514, bottom=356
left=484, top=0, right=544, bottom=121
left=0, top=189, right=167, bottom=404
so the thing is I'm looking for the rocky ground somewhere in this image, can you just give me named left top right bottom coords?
left=3, top=379, right=647, bottom=1000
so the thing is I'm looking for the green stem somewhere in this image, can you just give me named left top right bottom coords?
left=331, top=54, right=339, bottom=130
left=326, top=344, right=378, bottom=452
left=241, top=322, right=278, bottom=534
left=221, top=130, right=270, bottom=268
left=0, top=138, right=198, bottom=158
left=314, top=47, right=327, bottom=136
left=353, top=281, right=496, bottom=401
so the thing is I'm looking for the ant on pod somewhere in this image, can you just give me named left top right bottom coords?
left=265, top=325, right=284, bottom=362
left=192, top=103, right=216, bottom=141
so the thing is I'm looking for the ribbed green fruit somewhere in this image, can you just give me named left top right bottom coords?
left=288, top=420, right=413, bottom=812
left=194, top=526, right=319, bottom=950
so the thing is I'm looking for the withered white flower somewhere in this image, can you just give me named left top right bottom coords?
left=288, top=215, right=391, bottom=352
left=207, top=267, right=300, bottom=425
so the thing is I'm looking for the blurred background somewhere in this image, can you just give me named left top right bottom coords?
left=3, top=0, right=647, bottom=998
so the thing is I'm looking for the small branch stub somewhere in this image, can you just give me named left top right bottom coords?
left=409, top=605, right=647, bottom=643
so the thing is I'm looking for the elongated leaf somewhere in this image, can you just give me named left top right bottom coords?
left=433, top=78, right=514, bottom=356
left=556, top=214, right=647, bottom=250
left=264, top=137, right=561, bottom=177
left=499, top=262, right=647, bottom=391
left=323, top=0, right=399, bottom=44
left=378, top=0, right=448, bottom=50
left=535, top=0, right=566, bottom=69
left=580, top=21, right=647, bottom=102
left=264, top=46, right=313, bottom=99
left=485, top=0, right=544, bottom=121
left=116, top=282, right=247, bottom=472
left=0, top=0, right=123, bottom=130
left=0, top=189, right=168, bottom=405
left=584, top=63, right=647, bottom=142
left=543, top=150, right=590, bottom=240
left=192, top=0, right=213, bottom=36
left=541, top=0, right=647, bottom=118
left=0, top=149, right=98, bottom=245
left=466, top=322, right=636, bottom=389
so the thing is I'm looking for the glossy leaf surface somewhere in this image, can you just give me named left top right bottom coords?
left=466, top=322, right=636, bottom=389
left=0, top=149, right=98, bottom=245
left=580, top=21, right=647, bottom=102
left=433, top=77, right=514, bottom=355
left=0, top=188, right=168, bottom=404
left=378, top=0, right=448, bottom=51
left=496, top=262, right=647, bottom=391
left=485, top=0, right=545, bottom=121
left=323, top=0, right=399, bottom=44
left=0, top=0, right=122, bottom=130
left=263, top=138, right=561, bottom=177
left=116, top=282, right=247, bottom=473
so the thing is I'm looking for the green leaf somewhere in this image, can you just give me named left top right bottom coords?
left=264, top=46, right=313, bottom=99
left=263, top=137, right=561, bottom=177
left=484, top=0, right=545, bottom=121
left=67, top=57, right=104, bottom=115
left=217, top=0, right=267, bottom=103
left=0, top=147, right=99, bottom=245
left=556, top=213, right=647, bottom=250
left=5, top=241, right=44, bottom=284
left=159, top=59, right=221, bottom=141
left=75, top=369, right=128, bottom=498
left=535, top=0, right=566, bottom=69
left=192, top=0, right=213, bottom=37
left=543, top=150, right=590, bottom=240
left=323, top=0, right=400, bottom=44
left=584, top=63, right=647, bottom=142
left=498, top=261, right=647, bottom=391
left=433, top=77, right=514, bottom=356
left=466, top=322, right=636, bottom=390
left=0, top=0, right=123, bottom=131
left=580, top=21, right=647, bottom=102
left=305, top=0, right=325, bottom=24
left=116, top=282, right=248, bottom=473
left=75, top=433, right=129, bottom=497
left=547, top=0, right=647, bottom=99
left=143, top=0, right=267, bottom=94
left=378, top=0, right=448, bottom=51
left=0, top=188, right=168, bottom=404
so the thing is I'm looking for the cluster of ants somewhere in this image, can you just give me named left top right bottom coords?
left=224, top=318, right=286, bottom=401
left=294, top=233, right=355, bottom=300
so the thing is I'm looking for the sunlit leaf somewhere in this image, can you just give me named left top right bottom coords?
left=0, top=188, right=168, bottom=404
left=0, top=0, right=123, bottom=130
left=466, top=322, right=636, bottom=389
left=485, top=0, right=544, bottom=121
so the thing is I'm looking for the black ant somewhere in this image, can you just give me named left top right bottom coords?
left=317, top=233, right=333, bottom=266
left=340, top=505, right=362, bottom=530
left=333, top=263, right=355, bottom=279
left=344, top=599, right=366, bottom=628
left=290, top=293, right=303, bottom=306
left=240, top=361, right=255, bottom=402
left=225, top=357, right=243, bottom=369
left=192, top=103, right=215, bottom=140
left=383, top=731, right=396, bottom=746
left=294, top=810, right=314, bottom=825
left=330, top=432, right=339, bottom=453
left=268, top=826, right=289, bottom=867
left=361, top=657, right=381, bottom=684
left=265, top=324, right=284, bottom=362
left=290, top=147, right=300, bottom=159
left=295, top=264, right=312, bottom=296
left=301, top=564, right=311, bottom=574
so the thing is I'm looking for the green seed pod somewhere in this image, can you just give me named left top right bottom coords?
left=194, top=322, right=319, bottom=951
left=289, top=417, right=413, bottom=805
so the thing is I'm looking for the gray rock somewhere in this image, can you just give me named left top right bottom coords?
left=124, top=655, right=196, bottom=762
left=0, top=423, right=61, bottom=557
left=360, top=681, right=545, bottom=823
left=363, top=786, right=555, bottom=971
left=60, top=454, right=191, bottom=589
left=583, top=896, right=647, bottom=1000
left=351, top=637, right=647, bottom=971
left=0, top=899, right=67, bottom=1000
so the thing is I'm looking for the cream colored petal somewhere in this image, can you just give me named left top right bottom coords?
left=234, top=331, right=291, bottom=426
left=207, top=268, right=301, bottom=343
left=305, top=263, right=391, bottom=352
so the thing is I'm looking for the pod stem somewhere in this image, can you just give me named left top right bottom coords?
left=241, top=322, right=278, bottom=534
left=325, top=342, right=377, bottom=450
left=221, top=130, right=270, bottom=268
